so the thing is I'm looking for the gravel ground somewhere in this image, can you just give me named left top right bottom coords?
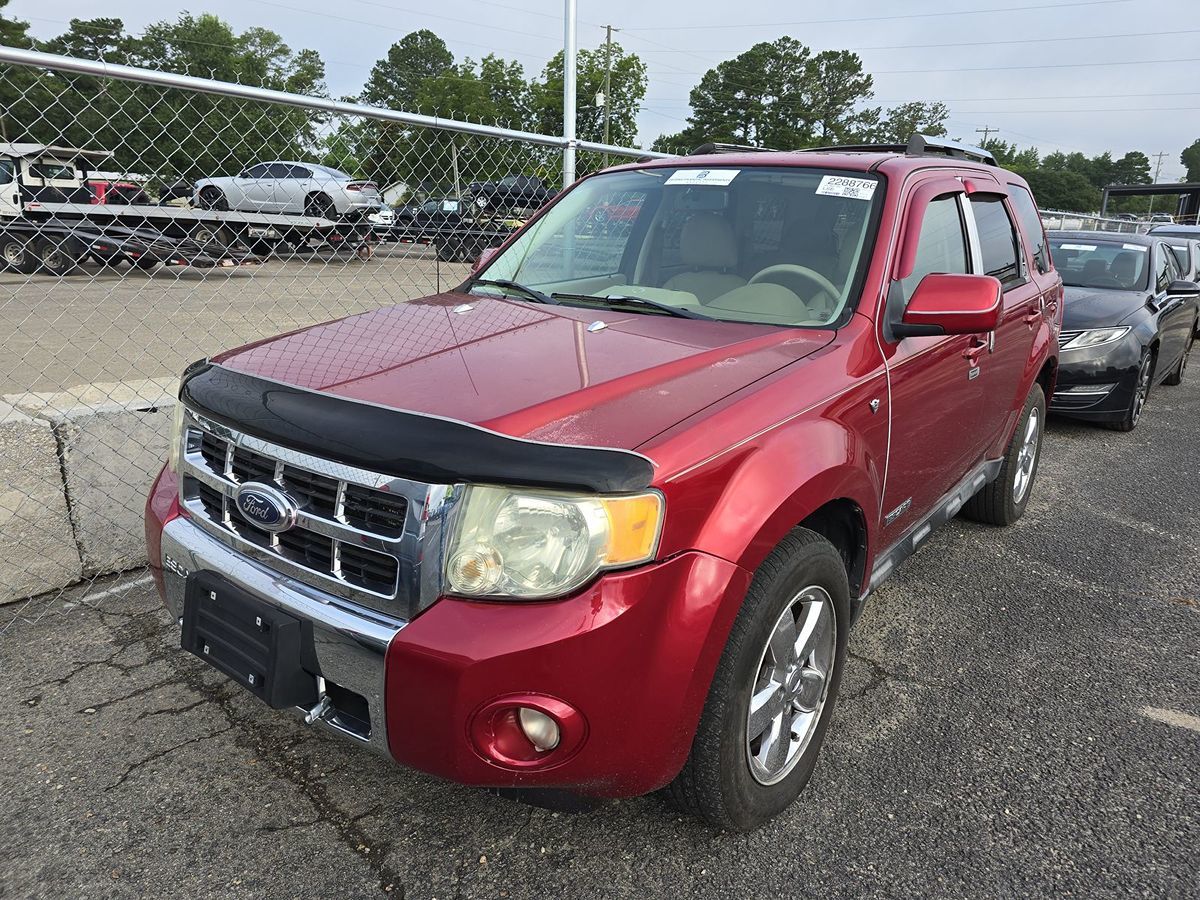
left=1, top=379, right=1197, bottom=899
left=0, top=245, right=471, bottom=393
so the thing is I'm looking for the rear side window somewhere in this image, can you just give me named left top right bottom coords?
left=970, top=196, right=1022, bottom=287
left=901, top=195, right=968, bottom=301
left=0, top=160, right=12, bottom=185
left=1006, top=185, right=1049, bottom=274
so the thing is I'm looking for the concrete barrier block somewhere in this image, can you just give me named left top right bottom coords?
left=0, top=401, right=82, bottom=604
left=8, top=379, right=177, bottom=578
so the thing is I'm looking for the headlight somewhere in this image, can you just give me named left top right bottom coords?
left=1062, top=327, right=1130, bottom=351
left=445, top=485, right=664, bottom=599
left=167, top=401, right=186, bottom=473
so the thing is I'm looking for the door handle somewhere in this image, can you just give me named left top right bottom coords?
left=963, top=338, right=989, bottom=362
left=1022, top=309, right=1042, bottom=325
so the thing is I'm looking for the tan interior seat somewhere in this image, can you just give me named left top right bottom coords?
left=663, top=214, right=747, bottom=303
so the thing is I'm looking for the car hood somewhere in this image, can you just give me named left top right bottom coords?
left=1062, top=286, right=1148, bottom=330
left=214, top=293, right=834, bottom=450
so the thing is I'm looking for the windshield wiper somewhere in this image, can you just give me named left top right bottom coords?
left=470, top=278, right=558, bottom=305
left=551, top=292, right=715, bottom=320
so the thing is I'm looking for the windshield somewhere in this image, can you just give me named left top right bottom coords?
left=1048, top=237, right=1150, bottom=291
left=472, top=165, right=883, bottom=326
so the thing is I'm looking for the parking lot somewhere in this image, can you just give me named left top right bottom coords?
left=0, top=246, right=470, bottom=393
left=3, top=376, right=1195, bottom=898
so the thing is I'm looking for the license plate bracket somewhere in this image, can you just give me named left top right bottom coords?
left=182, top=571, right=319, bottom=710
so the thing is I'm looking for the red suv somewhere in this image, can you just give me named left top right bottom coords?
left=145, top=136, right=1061, bottom=830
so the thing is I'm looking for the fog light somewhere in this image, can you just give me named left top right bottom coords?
left=518, top=707, right=560, bottom=751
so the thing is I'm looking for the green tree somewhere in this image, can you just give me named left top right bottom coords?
left=530, top=41, right=647, bottom=147
left=1111, top=150, right=1151, bottom=185
left=1023, top=168, right=1101, bottom=212
left=1182, top=139, right=1200, bottom=181
left=0, top=0, right=43, bottom=143
left=653, top=38, right=876, bottom=151
left=866, top=101, right=949, bottom=143
left=362, top=29, right=453, bottom=112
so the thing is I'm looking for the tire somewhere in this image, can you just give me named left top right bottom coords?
left=35, top=237, right=77, bottom=276
left=305, top=193, right=335, bottom=219
left=435, top=240, right=460, bottom=263
left=1103, top=351, right=1153, bottom=432
left=1163, top=329, right=1193, bottom=386
left=197, top=186, right=228, bottom=211
left=666, top=528, right=849, bottom=831
left=963, top=383, right=1046, bottom=526
left=1, top=234, right=37, bottom=274
left=132, top=256, right=159, bottom=271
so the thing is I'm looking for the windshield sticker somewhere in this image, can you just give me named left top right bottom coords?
left=1058, top=243, right=1096, bottom=251
left=1122, top=243, right=1148, bottom=252
left=665, top=169, right=740, bottom=186
left=815, top=175, right=878, bottom=200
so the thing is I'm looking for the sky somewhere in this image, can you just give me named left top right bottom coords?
left=14, top=0, right=1199, bottom=180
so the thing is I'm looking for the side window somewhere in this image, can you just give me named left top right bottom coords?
left=901, top=195, right=968, bottom=302
left=244, top=163, right=269, bottom=178
left=970, top=196, right=1022, bottom=287
left=1006, top=185, right=1049, bottom=274
left=0, top=159, right=12, bottom=185
left=288, top=166, right=312, bottom=179
left=1157, top=244, right=1179, bottom=290
left=266, top=163, right=292, bottom=179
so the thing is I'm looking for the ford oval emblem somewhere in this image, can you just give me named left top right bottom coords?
left=234, top=482, right=298, bottom=533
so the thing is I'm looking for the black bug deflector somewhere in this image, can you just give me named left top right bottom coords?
left=178, top=362, right=655, bottom=493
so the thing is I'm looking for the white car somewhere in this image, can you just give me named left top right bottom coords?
left=194, top=162, right=381, bottom=218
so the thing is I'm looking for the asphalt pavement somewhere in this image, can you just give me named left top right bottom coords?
left=2, top=377, right=1197, bottom=899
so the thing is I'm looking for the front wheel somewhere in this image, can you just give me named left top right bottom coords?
left=963, top=383, right=1045, bottom=525
left=666, top=528, right=849, bottom=831
left=197, top=186, right=228, bottom=211
left=1104, top=351, right=1153, bottom=432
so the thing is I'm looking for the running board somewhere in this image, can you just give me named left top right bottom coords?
left=859, top=457, right=1004, bottom=607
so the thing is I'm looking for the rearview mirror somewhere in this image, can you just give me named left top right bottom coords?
left=1167, top=279, right=1199, bottom=295
left=894, top=273, right=1002, bottom=338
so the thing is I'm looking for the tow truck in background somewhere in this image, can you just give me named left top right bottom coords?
left=0, top=143, right=378, bottom=275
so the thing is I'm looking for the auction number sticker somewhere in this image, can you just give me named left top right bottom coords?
left=665, top=169, right=740, bottom=186
left=815, top=175, right=878, bottom=200
left=1122, top=243, right=1149, bottom=252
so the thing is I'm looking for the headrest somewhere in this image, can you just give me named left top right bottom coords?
left=679, top=213, right=737, bottom=268
left=1082, top=258, right=1109, bottom=280
left=1109, top=251, right=1138, bottom=283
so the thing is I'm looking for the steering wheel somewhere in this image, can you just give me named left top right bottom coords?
left=749, top=265, right=840, bottom=310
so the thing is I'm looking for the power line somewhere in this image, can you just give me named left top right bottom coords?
left=621, top=0, right=1131, bottom=31
left=976, top=126, right=998, bottom=143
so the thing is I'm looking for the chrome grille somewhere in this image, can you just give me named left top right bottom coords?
left=176, top=410, right=447, bottom=618
left=1058, top=330, right=1082, bottom=349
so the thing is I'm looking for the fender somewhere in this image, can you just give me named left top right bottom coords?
left=658, top=415, right=883, bottom=582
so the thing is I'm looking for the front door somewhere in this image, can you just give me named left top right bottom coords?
left=879, top=186, right=995, bottom=539
left=0, top=158, right=20, bottom=219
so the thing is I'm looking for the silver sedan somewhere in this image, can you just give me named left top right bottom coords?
left=194, top=162, right=381, bottom=218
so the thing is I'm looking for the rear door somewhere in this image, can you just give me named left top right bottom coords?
left=879, top=180, right=995, bottom=537
left=969, top=185, right=1048, bottom=455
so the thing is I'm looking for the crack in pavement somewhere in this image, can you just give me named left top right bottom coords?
left=104, top=724, right=235, bottom=791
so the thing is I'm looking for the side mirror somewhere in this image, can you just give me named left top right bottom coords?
left=894, top=273, right=1003, bottom=338
left=471, top=246, right=499, bottom=274
left=1166, top=279, right=1199, bottom=295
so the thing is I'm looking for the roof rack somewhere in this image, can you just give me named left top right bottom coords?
left=802, top=133, right=997, bottom=166
left=687, top=142, right=776, bottom=156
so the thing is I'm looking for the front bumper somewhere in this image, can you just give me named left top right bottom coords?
left=1050, top=336, right=1141, bottom=420
left=146, top=468, right=751, bottom=798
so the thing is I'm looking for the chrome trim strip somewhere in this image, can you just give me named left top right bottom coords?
left=160, top=517, right=403, bottom=754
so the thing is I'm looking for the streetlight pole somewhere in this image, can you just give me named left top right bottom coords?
left=562, top=0, right=577, bottom=189
left=602, top=24, right=614, bottom=168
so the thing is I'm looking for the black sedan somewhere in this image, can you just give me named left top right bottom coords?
left=1047, top=231, right=1199, bottom=431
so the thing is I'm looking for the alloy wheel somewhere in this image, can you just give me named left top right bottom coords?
left=1012, top=406, right=1041, bottom=503
left=745, top=585, right=836, bottom=786
left=1131, top=356, right=1152, bottom=426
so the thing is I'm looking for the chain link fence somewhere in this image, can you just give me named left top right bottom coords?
left=0, top=47, right=664, bottom=634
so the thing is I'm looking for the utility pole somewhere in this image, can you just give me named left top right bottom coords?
left=562, top=0, right=578, bottom=189
left=601, top=24, right=615, bottom=168
left=975, top=126, right=997, bottom=145
left=1148, top=150, right=1168, bottom=216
